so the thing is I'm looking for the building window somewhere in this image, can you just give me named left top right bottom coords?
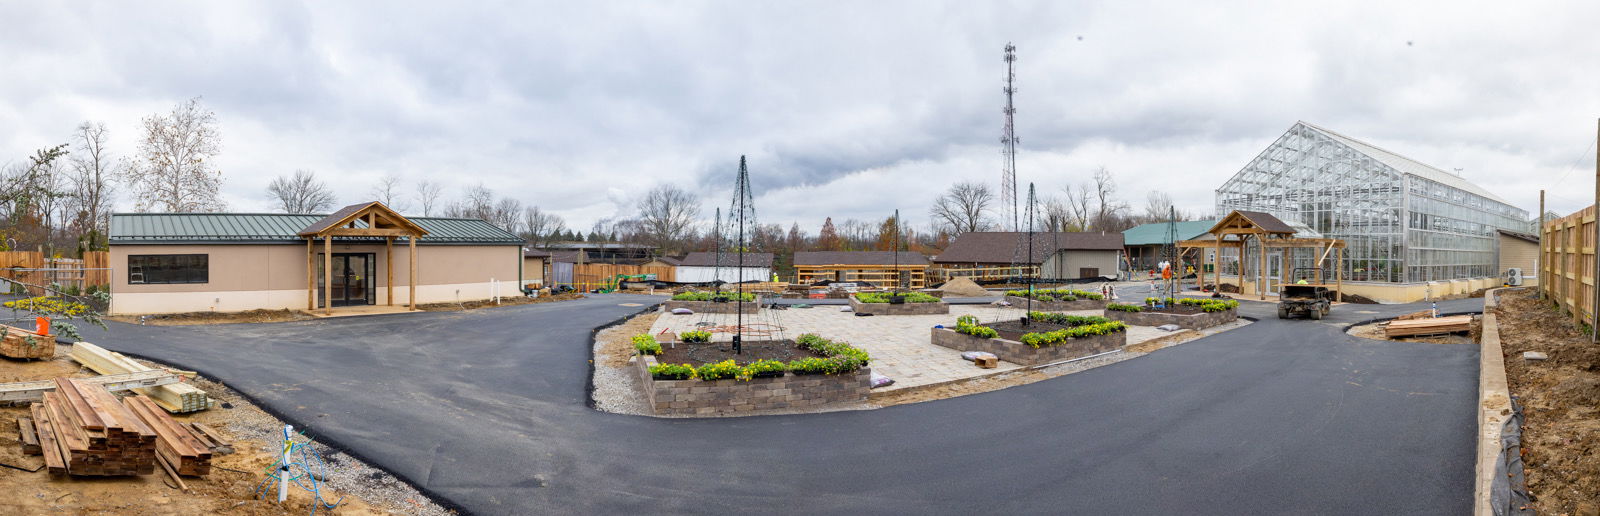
left=128, top=254, right=208, bottom=284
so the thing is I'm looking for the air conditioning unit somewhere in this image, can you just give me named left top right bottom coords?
left=1504, top=268, right=1523, bottom=286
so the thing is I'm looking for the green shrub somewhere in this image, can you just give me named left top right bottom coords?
left=695, top=359, right=743, bottom=380
left=954, top=315, right=999, bottom=338
left=1017, top=321, right=1128, bottom=348
left=649, top=363, right=694, bottom=380
left=671, top=291, right=757, bottom=302
left=1027, top=311, right=1111, bottom=326
left=1005, top=288, right=1103, bottom=301
left=632, top=334, right=662, bottom=355
left=1106, top=303, right=1143, bottom=312
left=680, top=330, right=712, bottom=343
left=854, top=292, right=941, bottom=303
left=795, top=333, right=872, bottom=365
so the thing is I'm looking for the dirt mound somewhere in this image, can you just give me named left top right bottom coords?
left=1492, top=289, right=1600, bottom=514
left=938, top=277, right=992, bottom=297
left=1339, top=293, right=1379, bottom=304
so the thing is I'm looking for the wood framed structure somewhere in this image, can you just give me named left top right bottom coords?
left=297, top=202, right=429, bottom=314
left=1179, top=210, right=1346, bottom=301
left=793, top=251, right=929, bottom=289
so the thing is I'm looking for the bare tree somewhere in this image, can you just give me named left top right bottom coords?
left=268, top=169, right=337, bottom=214
left=67, top=122, right=118, bottom=248
left=1088, top=167, right=1131, bottom=231
left=838, top=218, right=874, bottom=250
left=1040, top=196, right=1070, bottom=232
left=491, top=197, right=523, bottom=234
left=521, top=206, right=566, bottom=246
left=369, top=174, right=409, bottom=212
left=124, top=97, right=225, bottom=212
left=1142, top=191, right=1184, bottom=223
left=929, top=181, right=994, bottom=235
left=635, top=184, right=699, bottom=253
left=414, top=180, right=442, bottom=216
left=1062, top=183, right=1092, bottom=231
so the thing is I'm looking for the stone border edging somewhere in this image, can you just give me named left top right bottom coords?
left=929, top=326, right=1125, bottom=366
left=663, top=299, right=760, bottom=314
left=632, top=353, right=871, bottom=415
left=1002, top=295, right=1108, bottom=312
left=1474, top=287, right=1517, bottom=516
left=846, top=296, right=951, bottom=315
left=1104, top=307, right=1237, bottom=330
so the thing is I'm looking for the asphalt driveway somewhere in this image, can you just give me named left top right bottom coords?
left=75, top=294, right=1483, bottom=515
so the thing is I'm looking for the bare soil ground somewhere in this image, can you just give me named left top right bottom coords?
left=1490, top=289, right=1600, bottom=514
left=1345, top=322, right=1475, bottom=345
left=0, top=346, right=450, bottom=515
left=415, top=292, right=584, bottom=311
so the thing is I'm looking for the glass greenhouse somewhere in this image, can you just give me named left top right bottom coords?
left=1214, top=121, right=1528, bottom=284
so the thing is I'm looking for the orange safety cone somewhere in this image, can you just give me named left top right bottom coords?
left=35, top=317, right=50, bottom=336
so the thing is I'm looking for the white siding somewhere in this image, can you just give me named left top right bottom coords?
left=675, top=266, right=772, bottom=283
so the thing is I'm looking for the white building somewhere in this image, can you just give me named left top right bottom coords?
left=674, top=252, right=774, bottom=283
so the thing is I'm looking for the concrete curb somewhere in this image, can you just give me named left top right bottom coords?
left=1474, top=287, right=1518, bottom=516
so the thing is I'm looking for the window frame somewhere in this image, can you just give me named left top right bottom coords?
left=127, top=254, right=209, bottom=285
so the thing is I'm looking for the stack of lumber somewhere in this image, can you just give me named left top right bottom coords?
left=120, top=394, right=212, bottom=476
left=0, top=323, right=55, bottom=359
left=70, top=342, right=211, bottom=413
left=1394, top=309, right=1436, bottom=321
left=29, top=378, right=157, bottom=476
left=0, top=370, right=180, bottom=403
left=1385, top=315, right=1474, bottom=337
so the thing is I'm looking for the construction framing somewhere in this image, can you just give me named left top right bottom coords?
left=1180, top=210, right=1346, bottom=301
left=296, top=202, right=429, bottom=314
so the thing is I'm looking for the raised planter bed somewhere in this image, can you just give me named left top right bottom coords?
left=0, top=324, right=56, bottom=359
left=1105, top=307, right=1237, bottom=330
left=633, top=354, right=870, bottom=415
left=662, top=299, right=761, bottom=314
left=1002, top=295, right=1107, bottom=311
left=847, top=296, right=950, bottom=315
left=930, top=321, right=1125, bottom=366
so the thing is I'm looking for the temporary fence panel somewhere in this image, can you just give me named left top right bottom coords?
left=551, top=262, right=574, bottom=286
left=1541, top=205, right=1594, bottom=328
left=559, top=263, right=677, bottom=291
left=674, top=266, right=772, bottom=284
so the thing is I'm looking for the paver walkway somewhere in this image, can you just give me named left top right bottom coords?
left=650, top=303, right=1219, bottom=391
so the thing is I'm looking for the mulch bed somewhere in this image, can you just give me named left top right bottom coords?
left=653, top=339, right=823, bottom=366
left=984, top=319, right=1079, bottom=341
left=1490, top=289, right=1600, bottom=514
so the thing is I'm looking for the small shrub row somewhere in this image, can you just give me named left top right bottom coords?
left=648, top=334, right=871, bottom=381
left=854, top=292, right=942, bottom=303
left=671, top=291, right=757, bottom=302
left=1026, top=312, right=1112, bottom=326
left=679, top=330, right=712, bottom=343
left=1018, top=321, right=1128, bottom=348
left=1141, top=297, right=1239, bottom=312
left=1106, top=303, right=1144, bottom=312
left=954, top=314, right=998, bottom=339
left=1004, top=289, right=1104, bottom=301
left=632, top=334, right=662, bottom=355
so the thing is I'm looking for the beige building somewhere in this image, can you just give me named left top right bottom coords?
left=1497, top=230, right=1539, bottom=286
left=522, top=249, right=550, bottom=289
left=109, top=202, right=524, bottom=315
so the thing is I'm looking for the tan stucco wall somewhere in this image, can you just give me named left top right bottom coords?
left=1212, top=275, right=1499, bottom=303
left=1497, top=235, right=1538, bottom=282
left=110, top=243, right=519, bottom=314
left=522, top=257, right=546, bottom=285
left=1041, top=250, right=1120, bottom=279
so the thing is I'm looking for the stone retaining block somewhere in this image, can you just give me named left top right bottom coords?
left=1104, top=307, right=1237, bottom=330
left=847, top=296, right=950, bottom=315
left=634, top=355, right=871, bottom=415
left=1003, top=295, right=1108, bottom=312
left=929, top=326, right=1125, bottom=366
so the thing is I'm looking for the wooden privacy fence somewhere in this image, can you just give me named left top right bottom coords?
left=559, top=263, right=676, bottom=291
left=1541, top=205, right=1594, bottom=328
left=0, top=251, right=111, bottom=296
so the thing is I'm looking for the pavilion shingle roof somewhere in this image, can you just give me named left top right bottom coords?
left=932, top=232, right=1124, bottom=265
left=793, top=251, right=928, bottom=267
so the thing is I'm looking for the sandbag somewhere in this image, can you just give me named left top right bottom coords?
left=671, top=308, right=694, bottom=315
left=960, top=351, right=998, bottom=361
left=869, top=373, right=894, bottom=388
left=1156, top=324, right=1180, bottom=331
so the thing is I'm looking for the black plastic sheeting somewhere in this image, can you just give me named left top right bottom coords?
left=1492, top=396, right=1534, bottom=516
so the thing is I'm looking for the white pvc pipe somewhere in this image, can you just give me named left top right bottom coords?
left=278, top=424, right=293, bottom=503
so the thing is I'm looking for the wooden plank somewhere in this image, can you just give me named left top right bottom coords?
left=17, top=416, right=41, bottom=455
left=0, top=370, right=179, bottom=403
left=70, top=342, right=209, bottom=413
left=189, top=422, right=231, bottom=447
left=409, top=236, right=417, bottom=309
left=29, top=404, right=65, bottom=475
left=53, top=378, right=104, bottom=431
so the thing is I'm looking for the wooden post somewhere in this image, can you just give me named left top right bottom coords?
left=323, top=236, right=333, bottom=315
left=386, top=237, right=394, bottom=306
left=1257, top=232, right=1267, bottom=300
left=1539, top=189, right=1545, bottom=300
left=1335, top=246, right=1343, bottom=302
left=1593, top=117, right=1599, bottom=341
left=306, top=239, right=314, bottom=310
left=408, top=236, right=418, bottom=310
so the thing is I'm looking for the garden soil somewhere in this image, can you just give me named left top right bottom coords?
left=1490, top=289, right=1600, bottom=515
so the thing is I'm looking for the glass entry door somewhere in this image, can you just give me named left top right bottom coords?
left=318, top=253, right=376, bottom=307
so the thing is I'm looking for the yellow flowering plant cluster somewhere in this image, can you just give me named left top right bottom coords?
left=2, top=292, right=108, bottom=341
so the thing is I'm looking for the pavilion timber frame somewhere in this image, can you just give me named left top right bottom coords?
left=296, top=202, right=430, bottom=314
left=1179, top=210, right=1345, bottom=302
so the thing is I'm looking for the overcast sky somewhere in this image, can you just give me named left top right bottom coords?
left=2, top=1, right=1597, bottom=234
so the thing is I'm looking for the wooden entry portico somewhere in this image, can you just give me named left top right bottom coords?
left=297, top=202, right=430, bottom=314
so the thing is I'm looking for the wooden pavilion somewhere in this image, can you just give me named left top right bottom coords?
left=297, top=202, right=429, bottom=314
left=1178, top=210, right=1345, bottom=301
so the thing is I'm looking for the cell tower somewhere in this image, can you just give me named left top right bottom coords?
left=1000, top=43, right=1020, bottom=232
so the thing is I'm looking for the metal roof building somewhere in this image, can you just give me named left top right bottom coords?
left=1215, top=121, right=1529, bottom=284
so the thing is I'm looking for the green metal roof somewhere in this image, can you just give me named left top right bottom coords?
left=110, top=213, right=524, bottom=245
left=1121, top=220, right=1218, bottom=246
